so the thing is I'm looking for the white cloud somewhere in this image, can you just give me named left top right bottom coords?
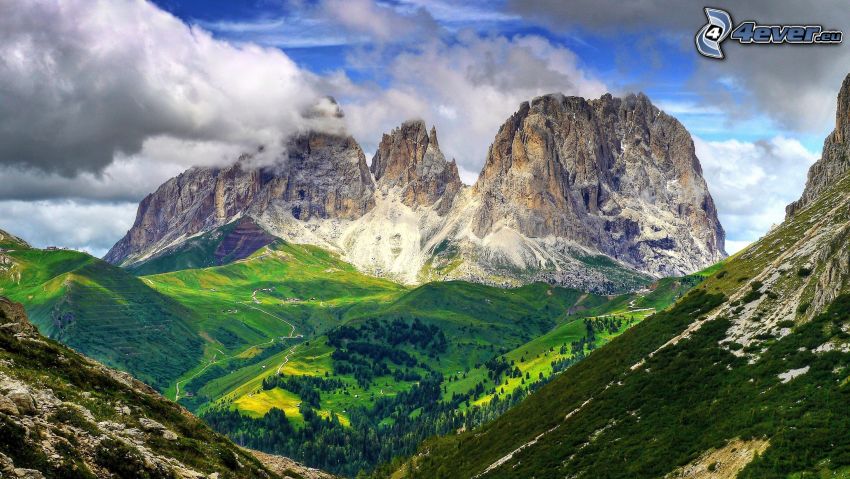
left=725, top=240, right=752, bottom=255
left=510, top=0, right=850, bottom=135
left=0, top=137, right=250, bottom=201
left=321, top=0, right=439, bottom=43
left=0, top=0, right=329, bottom=176
left=694, top=136, right=819, bottom=245
left=0, top=200, right=138, bottom=257
left=329, top=31, right=607, bottom=179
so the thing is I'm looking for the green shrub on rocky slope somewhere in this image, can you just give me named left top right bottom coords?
left=387, top=79, right=850, bottom=478
left=0, top=296, right=329, bottom=479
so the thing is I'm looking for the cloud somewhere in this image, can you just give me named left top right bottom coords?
left=327, top=31, right=608, bottom=180
left=0, top=200, right=138, bottom=257
left=0, top=0, right=328, bottom=176
left=321, top=0, right=440, bottom=43
left=694, top=136, right=819, bottom=244
left=0, top=136, right=250, bottom=201
left=508, top=0, right=850, bottom=134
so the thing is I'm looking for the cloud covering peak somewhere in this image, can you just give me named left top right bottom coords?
left=0, top=0, right=327, bottom=176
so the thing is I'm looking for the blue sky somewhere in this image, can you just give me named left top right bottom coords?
left=149, top=0, right=823, bottom=141
left=1, top=0, right=846, bottom=256
left=148, top=0, right=832, bottom=252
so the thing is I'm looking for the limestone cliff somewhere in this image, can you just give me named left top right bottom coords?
left=787, top=73, right=850, bottom=218
left=470, top=93, right=725, bottom=278
left=371, top=120, right=462, bottom=214
left=106, top=93, right=726, bottom=292
left=104, top=131, right=374, bottom=267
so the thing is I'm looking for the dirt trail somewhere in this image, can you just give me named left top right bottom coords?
left=173, top=288, right=301, bottom=401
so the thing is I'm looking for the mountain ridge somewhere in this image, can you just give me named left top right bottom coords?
left=105, top=92, right=726, bottom=293
left=388, top=72, right=850, bottom=479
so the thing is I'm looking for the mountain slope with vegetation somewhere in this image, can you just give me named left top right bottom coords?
left=0, top=237, right=203, bottom=391
left=0, top=295, right=334, bottom=479
left=389, top=74, right=850, bottom=479
left=149, top=256, right=699, bottom=476
left=0, top=220, right=704, bottom=476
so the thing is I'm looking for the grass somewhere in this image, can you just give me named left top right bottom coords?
left=0, top=246, right=203, bottom=391
left=0, top=298, right=274, bottom=479
left=391, top=169, right=850, bottom=479
left=1, top=225, right=713, bottom=472
left=185, top=266, right=700, bottom=429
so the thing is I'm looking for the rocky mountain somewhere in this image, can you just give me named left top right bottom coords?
left=106, top=93, right=725, bottom=293
left=104, top=112, right=374, bottom=267
left=0, top=296, right=329, bottom=479
left=391, top=73, right=850, bottom=479
left=471, top=93, right=724, bottom=278
left=370, top=119, right=462, bottom=213
left=787, top=74, right=850, bottom=218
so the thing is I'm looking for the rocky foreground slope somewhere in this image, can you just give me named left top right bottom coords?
left=106, top=94, right=725, bottom=293
left=0, top=296, right=330, bottom=479
left=390, top=73, right=850, bottom=479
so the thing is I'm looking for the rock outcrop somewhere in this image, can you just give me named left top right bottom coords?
left=249, top=450, right=336, bottom=479
left=471, top=93, right=725, bottom=278
left=106, top=93, right=726, bottom=292
left=0, top=296, right=334, bottom=479
left=787, top=74, right=850, bottom=218
left=371, top=120, right=462, bottom=213
left=105, top=130, right=374, bottom=266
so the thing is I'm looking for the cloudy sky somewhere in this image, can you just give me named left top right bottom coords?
left=0, top=0, right=846, bottom=256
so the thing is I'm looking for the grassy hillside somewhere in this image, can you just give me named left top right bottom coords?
left=0, top=242, right=203, bottom=391
left=140, top=241, right=405, bottom=402
left=0, top=295, right=330, bottom=479
left=141, top=240, right=700, bottom=476
left=126, top=217, right=277, bottom=276
left=388, top=171, right=850, bottom=478
left=0, top=225, right=707, bottom=476
left=163, top=268, right=691, bottom=420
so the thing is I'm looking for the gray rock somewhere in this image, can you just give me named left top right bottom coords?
left=471, top=93, right=726, bottom=278
left=14, top=468, right=45, bottom=479
left=371, top=120, right=462, bottom=213
left=139, top=417, right=166, bottom=432
left=104, top=112, right=375, bottom=268
left=6, top=388, right=35, bottom=415
left=788, top=73, right=850, bottom=217
left=0, top=394, right=19, bottom=415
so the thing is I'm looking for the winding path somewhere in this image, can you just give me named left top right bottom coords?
left=173, top=288, right=301, bottom=401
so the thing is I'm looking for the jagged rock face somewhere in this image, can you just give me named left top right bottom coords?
left=107, top=93, right=726, bottom=291
left=471, top=93, right=726, bottom=277
left=787, top=74, right=850, bottom=218
left=105, top=131, right=374, bottom=266
left=371, top=120, right=462, bottom=213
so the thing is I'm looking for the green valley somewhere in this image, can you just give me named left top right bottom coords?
left=0, top=224, right=705, bottom=477
left=387, top=148, right=850, bottom=478
left=0, top=239, right=202, bottom=391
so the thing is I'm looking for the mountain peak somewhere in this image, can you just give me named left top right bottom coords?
left=370, top=119, right=462, bottom=211
left=0, top=230, right=29, bottom=250
left=787, top=73, right=850, bottom=217
left=472, top=92, right=725, bottom=278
